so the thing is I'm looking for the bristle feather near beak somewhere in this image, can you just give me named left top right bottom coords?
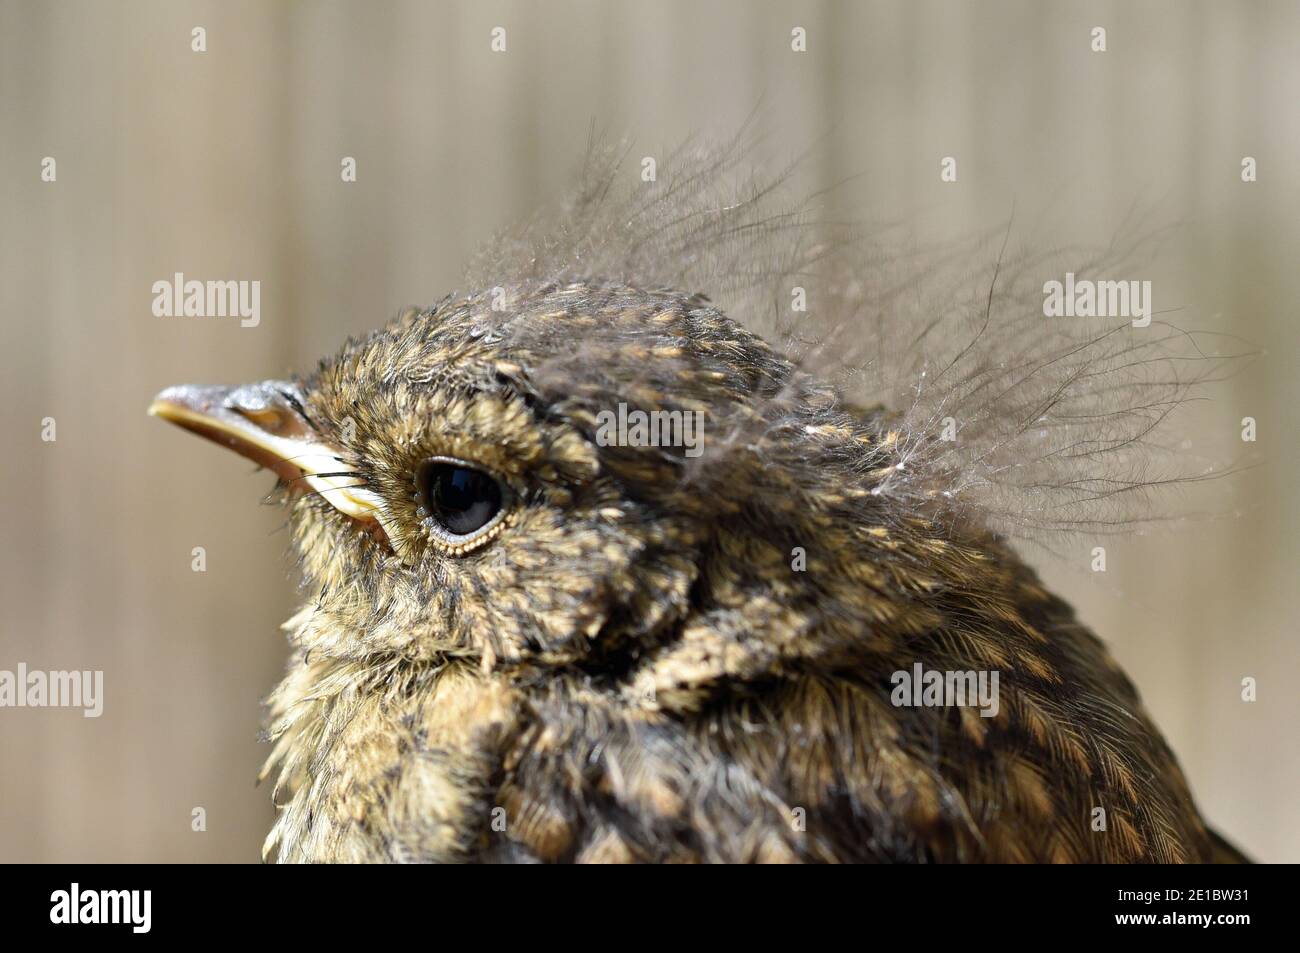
left=149, top=381, right=394, bottom=542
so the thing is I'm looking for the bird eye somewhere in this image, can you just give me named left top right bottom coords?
left=415, top=457, right=509, bottom=551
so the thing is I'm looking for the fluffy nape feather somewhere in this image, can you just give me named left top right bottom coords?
left=465, top=124, right=1250, bottom=546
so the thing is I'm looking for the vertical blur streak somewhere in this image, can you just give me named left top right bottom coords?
left=0, top=0, right=1295, bottom=862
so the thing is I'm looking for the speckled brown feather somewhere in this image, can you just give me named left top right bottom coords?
left=257, top=279, right=1223, bottom=863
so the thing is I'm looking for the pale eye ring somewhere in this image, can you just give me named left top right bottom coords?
left=413, top=456, right=512, bottom=553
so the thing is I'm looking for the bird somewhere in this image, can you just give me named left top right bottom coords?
left=149, top=136, right=1248, bottom=863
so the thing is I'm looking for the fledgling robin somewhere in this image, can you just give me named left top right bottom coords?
left=150, top=142, right=1247, bottom=863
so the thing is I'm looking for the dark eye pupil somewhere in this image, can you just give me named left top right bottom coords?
left=421, top=462, right=502, bottom=536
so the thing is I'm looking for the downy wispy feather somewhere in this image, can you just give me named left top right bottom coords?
left=466, top=124, right=1247, bottom=544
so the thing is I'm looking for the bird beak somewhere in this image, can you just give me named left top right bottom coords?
left=147, top=381, right=390, bottom=534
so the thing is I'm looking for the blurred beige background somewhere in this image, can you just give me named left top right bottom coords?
left=0, top=0, right=1295, bottom=862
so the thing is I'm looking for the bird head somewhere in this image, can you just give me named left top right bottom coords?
left=149, top=280, right=908, bottom=683
left=148, top=140, right=1212, bottom=708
